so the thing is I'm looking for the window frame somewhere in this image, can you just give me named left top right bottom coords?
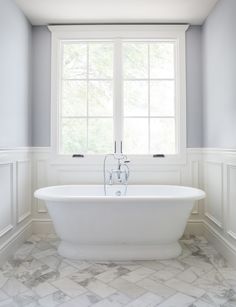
left=49, top=24, right=189, bottom=165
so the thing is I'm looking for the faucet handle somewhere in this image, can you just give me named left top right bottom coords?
left=72, top=154, right=84, bottom=158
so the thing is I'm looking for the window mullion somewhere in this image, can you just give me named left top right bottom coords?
left=113, top=39, right=123, bottom=153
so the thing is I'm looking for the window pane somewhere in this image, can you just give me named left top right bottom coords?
left=150, top=81, right=175, bottom=116
left=88, top=81, right=113, bottom=116
left=150, top=118, right=175, bottom=154
left=89, top=43, right=113, bottom=79
left=124, top=81, right=148, bottom=116
left=124, top=119, right=148, bottom=154
left=63, top=43, right=87, bottom=79
left=88, top=119, right=113, bottom=153
left=150, top=43, right=174, bottom=79
left=62, top=81, right=87, bottom=117
left=61, top=118, right=87, bottom=154
left=123, top=43, right=148, bottom=79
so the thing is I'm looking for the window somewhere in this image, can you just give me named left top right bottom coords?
left=50, top=25, right=188, bottom=162
left=61, top=42, right=114, bottom=154
left=123, top=41, right=175, bottom=154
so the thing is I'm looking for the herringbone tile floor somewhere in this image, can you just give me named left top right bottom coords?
left=0, top=235, right=235, bottom=306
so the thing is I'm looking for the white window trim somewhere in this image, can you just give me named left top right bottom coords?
left=49, top=24, right=189, bottom=165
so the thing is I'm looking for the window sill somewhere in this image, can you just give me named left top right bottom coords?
left=49, top=152, right=187, bottom=166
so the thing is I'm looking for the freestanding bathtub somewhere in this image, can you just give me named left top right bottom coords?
left=34, top=185, right=205, bottom=260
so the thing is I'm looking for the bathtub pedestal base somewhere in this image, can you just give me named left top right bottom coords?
left=58, top=241, right=182, bottom=260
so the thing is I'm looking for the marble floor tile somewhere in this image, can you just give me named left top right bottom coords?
left=110, top=277, right=146, bottom=299
left=82, top=278, right=117, bottom=298
left=0, top=298, right=19, bottom=307
left=0, top=273, right=8, bottom=288
left=178, top=244, right=193, bottom=260
left=39, top=255, right=62, bottom=271
left=0, top=235, right=233, bottom=307
left=157, top=292, right=196, bottom=307
left=104, top=291, right=131, bottom=305
left=35, top=241, right=52, bottom=251
left=181, top=255, right=213, bottom=273
left=0, top=290, right=8, bottom=302
left=56, top=261, right=78, bottom=279
left=122, top=267, right=155, bottom=283
left=89, top=292, right=131, bottom=307
left=81, top=263, right=112, bottom=276
left=160, top=259, right=188, bottom=271
left=96, top=267, right=130, bottom=283
left=63, top=258, right=89, bottom=268
left=175, top=266, right=208, bottom=283
left=193, top=275, right=232, bottom=295
left=125, top=292, right=163, bottom=307
left=28, top=235, right=41, bottom=243
left=150, top=267, right=182, bottom=283
left=1, top=278, right=29, bottom=297
left=135, top=260, right=165, bottom=271
left=70, top=271, right=94, bottom=284
left=14, top=242, right=35, bottom=261
left=13, top=289, right=39, bottom=306
left=52, top=277, right=87, bottom=298
left=59, top=292, right=101, bottom=307
left=198, top=291, right=231, bottom=306
left=33, top=249, right=57, bottom=260
left=191, top=299, right=217, bottom=306
left=38, top=290, right=71, bottom=307
left=208, top=253, right=229, bottom=269
left=165, top=278, right=205, bottom=298
left=22, top=258, right=44, bottom=271
left=113, top=262, right=141, bottom=271
left=137, top=278, right=176, bottom=298
left=218, top=267, right=236, bottom=284
left=91, top=299, right=121, bottom=307
left=32, top=281, right=58, bottom=298
left=222, top=300, right=236, bottom=307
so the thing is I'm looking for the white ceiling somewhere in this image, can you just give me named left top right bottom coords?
left=15, top=0, right=218, bottom=26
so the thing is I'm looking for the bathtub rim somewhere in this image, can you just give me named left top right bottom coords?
left=34, top=184, right=206, bottom=202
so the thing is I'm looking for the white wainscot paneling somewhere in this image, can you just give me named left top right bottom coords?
left=0, top=163, right=14, bottom=237
left=191, top=160, right=200, bottom=215
left=130, top=170, right=182, bottom=185
left=226, top=164, right=236, bottom=240
left=36, top=160, right=48, bottom=213
left=17, top=160, right=31, bottom=223
left=53, top=168, right=182, bottom=186
left=55, top=169, right=103, bottom=185
left=204, top=161, right=223, bottom=229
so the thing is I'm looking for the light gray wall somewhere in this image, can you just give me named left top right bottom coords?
left=32, top=27, right=51, bottom=147
left=0, top=0, right=32, bottom=148
left=31, top=25, right=203, bottom=148
left=202, top=0, right=236, bottom=148
left=186, top=26, right=203, bottom=148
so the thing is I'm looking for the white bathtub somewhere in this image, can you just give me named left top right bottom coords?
left=34, top=185, right=205, bottom=260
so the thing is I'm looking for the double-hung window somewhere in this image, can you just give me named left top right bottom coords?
left=50, top=25, right=188, bottom=162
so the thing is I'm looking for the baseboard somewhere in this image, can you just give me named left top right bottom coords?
left=184, top=220, right=203, bottom=237
left=0, top=221, right=33, bottom=266
left=203, top=221, right=236, bottom=267
left=32, top=218, right=55, bottom=234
